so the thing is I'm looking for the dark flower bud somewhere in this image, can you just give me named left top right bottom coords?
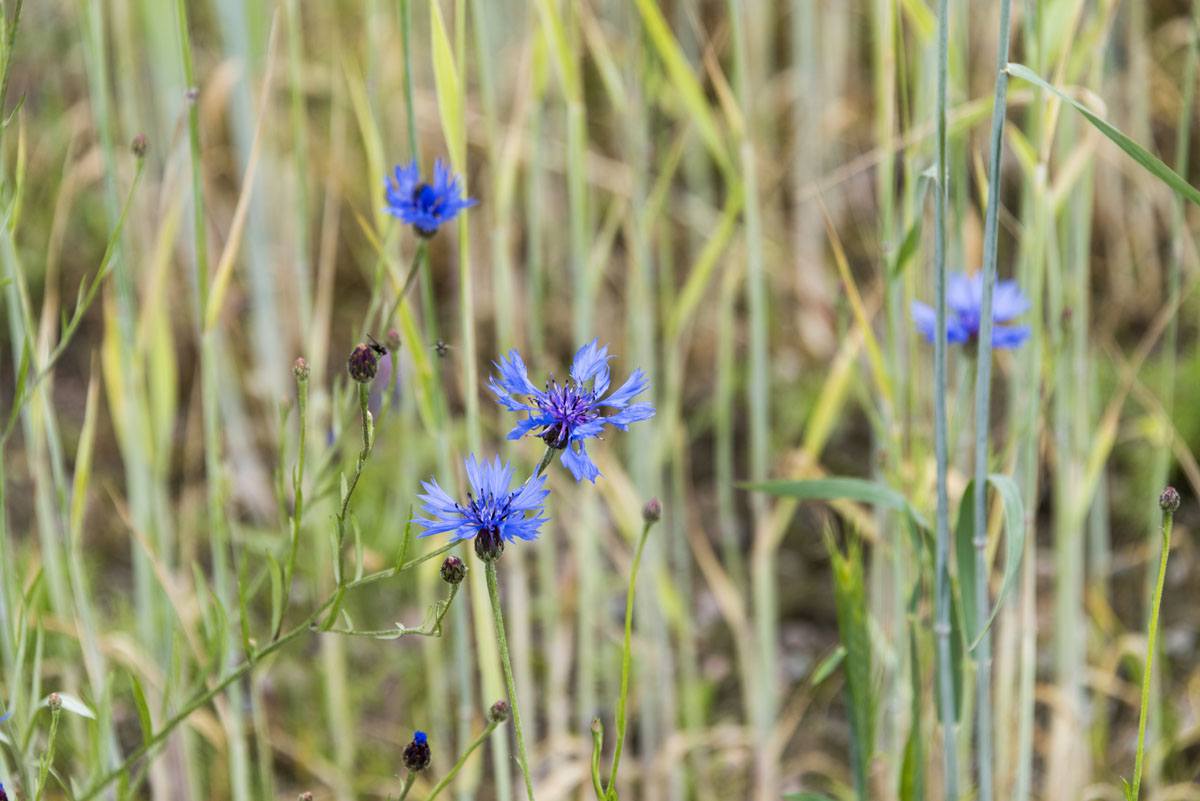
left=1160, top=486, right=1181, bottom=513
left=403, top=730, right=431, bottom=771
left=131, top=133, right=148, bottom=158
left=48, top=693, right=62, bottom=712
left=488, top=699, right=510, bottom=723
left=386, top=328, right=402, bottom=353
left=473, top=528, right=504, bottom=563
left=643, top=498, right=662, bottom=523
left=347, top=343, right=378, bottom=383
left=440, top=555, right=466, bottom=585
left=293, top=357, right=310, bottom=382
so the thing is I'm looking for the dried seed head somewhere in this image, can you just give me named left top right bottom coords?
left=440, top=555, right=467, bottom=585
left=1160, top=486, right=1181, bottom=513
left=488, top=700, right=510, bottom=723
left=347, top=343, right=378, bottom=383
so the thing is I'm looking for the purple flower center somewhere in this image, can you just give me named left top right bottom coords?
left=462, top=491, right=515, bottom=530
left=535, top=379, right=598, bottom=449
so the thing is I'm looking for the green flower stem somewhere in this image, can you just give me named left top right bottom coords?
left=534, top=445, right=555, bottom=480
left=1129, top=503, right=1175, bottom=801
left=32, top=703, right=61, bottom=801
left=323, top=382, right=375, bottom=629
left=275, top=367, right=310, bottom=640
left=425, top=718, right=502, bottom=800
left=485, top=559, right=536, bottom=801
left=972, top=3, right=1014, bottom=799
left=932, top=0, right=959, bottom=797
left=590, top=719, right=605, bottom=799
left=397, top=771, right=417, bottom=801
left=604, top=517, right=657, bottom=799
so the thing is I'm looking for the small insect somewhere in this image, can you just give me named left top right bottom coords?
left=434, top=340, right=451, bottom=358
left=366, top=334, right=388, bottom=356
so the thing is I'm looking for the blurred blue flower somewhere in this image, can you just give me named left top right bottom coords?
left=385, top=159, right=477, bottom=237
left=911, top=272, right=1031, bottom=349
left=414, top=455, right=548, bottom=553
left=489, top=339, right=655, bottom=483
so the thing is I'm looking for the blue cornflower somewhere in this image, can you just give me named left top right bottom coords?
left=489, top=339, right=656, bottom=483
left=385, top=159, right=478, bottom=237
left=911, top=271, right=1031, bottom=349
left=414, top=455, right=548, bottom=561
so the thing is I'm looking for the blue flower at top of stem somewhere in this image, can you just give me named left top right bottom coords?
left=414, top=455, right=548, bottom=545
left=911, top=271, right=1031, bottom=349
left=489, top=339, right=656, bottom=483
left=384, top=159, right=477, bottom=237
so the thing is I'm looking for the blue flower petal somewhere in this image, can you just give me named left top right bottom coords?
left=561, top=442, right=601, bottom=483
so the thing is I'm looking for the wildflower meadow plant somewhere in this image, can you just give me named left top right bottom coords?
left=911, top=271, right=1031, bottom=348
left=384, top=159, right=478, bottom=237
left=490, top=339, right=656, bottom=482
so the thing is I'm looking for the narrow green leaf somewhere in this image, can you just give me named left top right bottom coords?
left=809, top=645, right=846, bottom=687
left=267, top=553, right=283, bottom=639
left=1007, top=62, right=1200, bottom=205
left=429, top=1, right=464, bottom=170
left=969, top=474, right=1025, bottom=650
left=954, top=481, right=980, bottom=637
left=826, top=532, right=873, bottom=800
left=748, top=477, right=909, bottom=510
left=128, top=673, right=153, bottom=744
left=632, top=0, right=732, bottom=175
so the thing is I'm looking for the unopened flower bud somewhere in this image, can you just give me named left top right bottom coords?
left=440, top=555, right=466, bottom=585
left=131, top=133, right=148, bottom=158
left=48, top=693, right=62, bottom=712
left=642, top=497, right=662, bottom=523
left=347, top=343, right=378, bottom=383
left=386, top=328, right=402, bottom=352
left=1160, top=486, right=1181, bottom=513
left=186, top=86, right=200, bottom=104
left=473, top=528, right=504, bottom=563
left=488, top=700, right=510, bottom=723
left=293, top=357, right=310, bottom=382
left=403, top=730, right=431, bottom=771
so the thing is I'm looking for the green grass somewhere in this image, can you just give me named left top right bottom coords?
left=2, top=2, right=1200, bottom=800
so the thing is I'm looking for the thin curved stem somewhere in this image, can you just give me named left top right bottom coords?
left=604, top=519, right=655, bottom=798
left=972, top=5, right=1014, bottom=800
left=485, top=560, right=536, bottom=801
left=1130, top=506, right=1174, bottom=800
left=932, top=0, right=959, bottom=797
left=425, top=719, right=501, bottom=801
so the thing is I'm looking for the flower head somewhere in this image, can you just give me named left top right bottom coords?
left=414, top=455, right=548, bottom=561
left=489, top=339, right=656, bottom=483
left=385, top=159, right=478, bottom=237
left=911, top=272, right=1031, bottom=349
left=403, top=730, right=431, bottom=771
left=347, top=343, right=379, bottom=383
